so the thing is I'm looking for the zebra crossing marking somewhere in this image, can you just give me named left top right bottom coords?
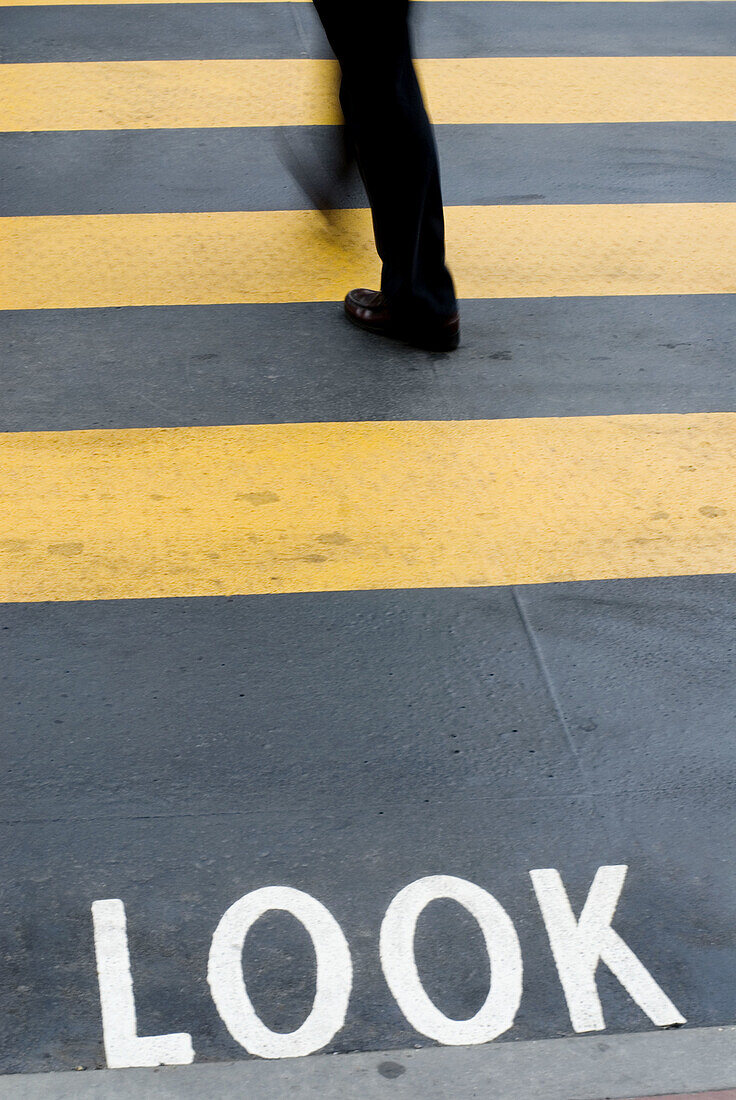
left=3, top=203, right=735, bottom=310
left=2, top=56, right=734, bottom=132
left=2, top=413, right=735, bottom=604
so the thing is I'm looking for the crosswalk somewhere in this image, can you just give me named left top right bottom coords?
left=4, top=57, right=735, bottom=129
left=3, top=413, right=736, bottom=602
left=1, top=0, right=735, bottom=1084
left=5, top=203, right=736, bottom=309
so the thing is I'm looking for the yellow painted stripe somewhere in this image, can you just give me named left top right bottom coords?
left=2, top=57, right=734, bottom=132
left=2, top=415, right=735, bottom=604
left=3, top=204, right=735, bottom=310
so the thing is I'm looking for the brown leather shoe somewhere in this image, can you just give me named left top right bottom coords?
left=344, top=289, right=460, bottom=352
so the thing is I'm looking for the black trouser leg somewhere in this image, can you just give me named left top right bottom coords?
left=312, top=0, right=457, bottom=324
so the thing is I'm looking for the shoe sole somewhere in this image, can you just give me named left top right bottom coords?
left=344, top=308, right=460, bottom=353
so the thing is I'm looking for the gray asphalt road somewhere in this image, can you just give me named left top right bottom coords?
left=1, top=0, right=735, bottom=1093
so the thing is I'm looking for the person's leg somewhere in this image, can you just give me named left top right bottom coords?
left=313, top=0, right=457, bottom=333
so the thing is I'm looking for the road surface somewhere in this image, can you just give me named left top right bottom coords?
left=1, top=1, right=735, bottom=1095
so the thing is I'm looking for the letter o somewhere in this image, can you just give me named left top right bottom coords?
left=207, top=886, right=352, bottom=1058
left=379, top=875, right=522, bottom=1045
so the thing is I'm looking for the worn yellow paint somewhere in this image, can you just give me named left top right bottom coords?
left=1, top=415, right=735, bottom=604
left=3, top=203, right=735, bottom=310
left=0, top=60, right=338, bottom=131
left=423, top=56, right=736, bottom=125
left=2, top=57, right=734, bottom=132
